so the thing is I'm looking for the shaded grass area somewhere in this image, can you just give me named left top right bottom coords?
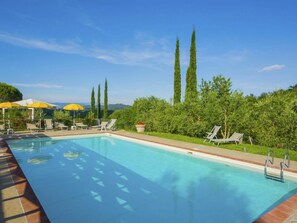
left=138, top=132, right=297, bottom=161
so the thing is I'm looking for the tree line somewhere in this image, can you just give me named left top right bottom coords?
left=90, top=79, right=109, bottom=120
left=111, top=29, right=297, bottom=149
left=111, top=81, right=296, bottom=148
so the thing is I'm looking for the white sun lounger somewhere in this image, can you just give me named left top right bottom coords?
left=204, top=125, right=221, bottom=142
left=56, top=122, right=68, bottom=130
left=0, top=124, right=5, bottom=134
left=106, top=119, right=117, bottom=131
left=26, top=123, right=39, bottom=132
left=98, top=121, right=108, bottom=131
left=91, top=119, right=101, bottom=129
left=211, top=132, right=244, bottom=145
left=75, top=122, right=88, bottom=129
left=44, top=119, right=54, bottom=131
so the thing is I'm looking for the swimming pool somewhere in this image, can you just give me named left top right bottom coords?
left=7, top=134, right=297, bottom=223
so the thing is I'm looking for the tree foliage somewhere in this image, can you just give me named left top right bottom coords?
left=252, top=89, right=297, bottom=147
left=174, top=38, right=181, bottom=104
left=185, top=29, right=197, bottom=102
left=97, top=84, right=101, bottom=119
left=91, top=87, right=95, bottom=113
left=111, top=76, right=296, bottom=149
left=0, top=82, right=23, bottom=102
left=103, top=79, right=108, bottom=119
left=200, top=75, right=245, bottom=138
left=53, top=110, right=72, bottom=126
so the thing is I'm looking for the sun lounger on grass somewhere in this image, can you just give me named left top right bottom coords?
left=91, top=119, right=101, bottom=129
left=98, top=121, right=108, bottom=131
left=44, top=119, right=54, bottom=131
left=0, top=124, right=5, bottom=134
left=210, top=132, right=244, bottom=146
left=76, top=122, right=88, bottom=129
left=56, top=122, right=68, bottom=130
left=204, top=125, right=221, bottom=142
left=106, top=119, right=117, bottom=131
left=26, top=123, right=39, bottom=132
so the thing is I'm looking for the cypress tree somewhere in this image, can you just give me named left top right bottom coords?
left=91, top=87, right=95, bottom=113
left=97, top=84, right=101, bottom=119
left=185, top=29, right=197, bottom=102
left=174, top=38, right=181, bottom=104
left=103, top=79, right=108, bottom=119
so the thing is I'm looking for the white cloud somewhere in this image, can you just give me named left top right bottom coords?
left=81, top=20, right=102, bottom=32
left=0, top=32, right=172, bottom=66
left=12, top=83, right=63, bottom=88
left=0, top=33, right=86, bottom=55
left=200, top=49, right=249, bottom=63
left=258, top=64, right=285, bottom=73
left=94, top=49, right=172, bottom=65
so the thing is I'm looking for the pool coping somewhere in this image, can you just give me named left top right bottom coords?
left=1, top=130, right=296, bottom=223
left=0, top=139, right=50, bottom=223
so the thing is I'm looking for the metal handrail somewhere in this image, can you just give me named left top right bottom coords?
left=280, top=152, right=290, bottom=179
left=264, top=150, right=274, bottom=177
left=283, top=151, right=290, bottom=168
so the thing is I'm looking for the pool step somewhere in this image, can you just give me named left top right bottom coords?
left=265, top=172, right=284, bottom=182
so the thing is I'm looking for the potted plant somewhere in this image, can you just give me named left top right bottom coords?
left=135, top=122, right=146, bottom=132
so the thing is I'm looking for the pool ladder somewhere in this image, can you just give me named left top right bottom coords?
left=264, top=150, right=290, bottom=182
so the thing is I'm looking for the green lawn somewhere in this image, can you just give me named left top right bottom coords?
left=137, top=131, right=297, bottom=161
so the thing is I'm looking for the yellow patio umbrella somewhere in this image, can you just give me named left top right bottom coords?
left=28, top=101, right=53, bottom=109
left=0, top=102, right=20, bottom=109
left=0, top=102, right=21, bottom=129
left=63, top=103, right=84, bottom=125
left=28, top=102, right=54, bottom=128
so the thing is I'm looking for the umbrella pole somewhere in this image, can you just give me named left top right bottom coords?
left=32, top=108, right=35, bottom=121
left=2, top=108, right=4, bottom=123
left=8, top=110, right=11, bottom=129
left=40, top=109, right=42, bottom=129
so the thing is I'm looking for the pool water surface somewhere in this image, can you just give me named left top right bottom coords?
left=7, top=135, right=297, bottom=223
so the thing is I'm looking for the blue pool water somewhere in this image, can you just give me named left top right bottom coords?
left=8, top=135, right=297, bottom=223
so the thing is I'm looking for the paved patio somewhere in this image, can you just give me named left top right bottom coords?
left=0, top=129, right=296, bottom=223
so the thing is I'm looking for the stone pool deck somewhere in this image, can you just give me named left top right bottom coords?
left=0, top=129, right=296, bottom=223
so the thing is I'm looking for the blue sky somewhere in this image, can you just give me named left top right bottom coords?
left=0, top=0, right=296, bottom=104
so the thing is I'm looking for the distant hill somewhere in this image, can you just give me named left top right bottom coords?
left=108, top=104, right=131, bottom=110
left=53, top=102, right=130, bottom=111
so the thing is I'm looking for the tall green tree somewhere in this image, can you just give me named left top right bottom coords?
left=97, top=84, right=101, bottom=119
left=91, top=87, right=95, bottom=113
left=200, top=75, right=246, bottom=138
left=252, top=90, right=297, bottom=147
left=103, top=79, right=108, bottom=119
left=185, top=29, right=197, bottom=102
left=0, top=82, right=23, bottom=102
left=174, top=38, right=181, bottom=104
